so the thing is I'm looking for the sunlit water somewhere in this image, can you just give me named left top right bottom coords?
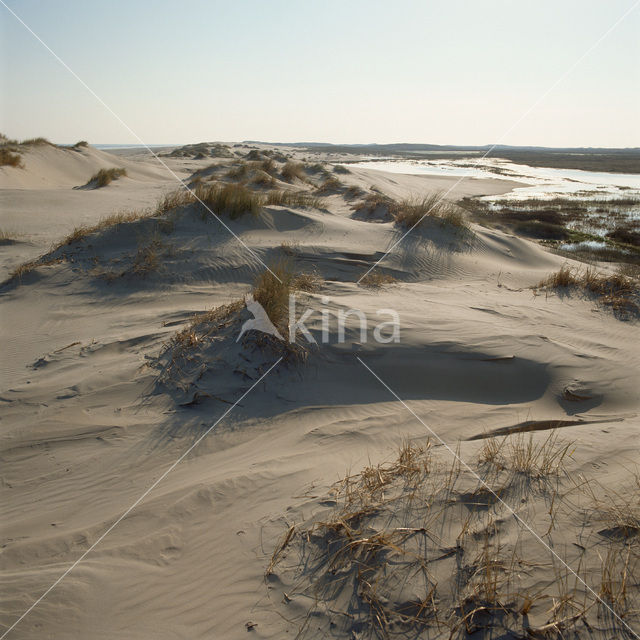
left=348, top=158, right=640, bottom=200
left=349, top=158, right=640, bottom=251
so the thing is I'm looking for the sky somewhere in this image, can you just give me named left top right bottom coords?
left=1, top=0, right=639, bottom=148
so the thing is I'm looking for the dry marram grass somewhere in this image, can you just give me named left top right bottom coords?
left=87, top=167, right=127, bottom=187
left=537, top=264, right=638, bottom=314
left=266, top=433, right=638, bottom=638
left=359, top=272, right=398, bottom=289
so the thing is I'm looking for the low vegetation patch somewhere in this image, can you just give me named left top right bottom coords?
left=280, top=161, right=306, bottom=182
left=20, top=137, right=53, bottom=146
left=352, top=193, right=397, bottom=222
left=5, top=256, right=64, bottom=284
left=251, top=170, right=277, bottom=188
left=359, top=271, right=397, bottom=288
left=306, top=162, right=326, bottom=174
left=156, top=188, right=194, bottom=214
left=280, top=241, right=299, bottom=256
left=157, top=184, right=323, bottom=219
left=57, top=209, right=152, bottom=248
left=0, top=229, right=20, bottom=245
left=225, top=162, right=249, bottom=180
left=315, top=176, right=343, bottom=193
left=264, top=189, right=323, bottom=209
left=194, top=182, right=262, bottom=218
left=155, top=263, right=320, bottom=398
left=260, top=157, right=277, bottom=174
left=333, top=164, right=350, bottom=174
left=344, top=184, right=366, bottom=199
left=353, top=191, right=468, bottom=231
left=157, top=183, right=263, bottom=219
left=267, top=434, right=640, bottom=639
left=583, top=471, right=640, bottom=541
left=0, top=148, right=23, bottom=168
left=394, top=192, right=468, bottom=230
left=131, top=236, right=165, bottom=276
left=1, top=134, right=58, bottom=167
left=252, top=259, right=322, bottom=333
left=86, top=167, right=127, bottom=188
left=536, top=264, right=639, bottom=315
left=463, top=195, right=640, bottom=264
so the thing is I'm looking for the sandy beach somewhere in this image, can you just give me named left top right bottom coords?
left=0, top=139, right=638, bottom=639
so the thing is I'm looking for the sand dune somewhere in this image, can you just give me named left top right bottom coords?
left=0, top=143, right=172, bottom=190
left=1, top=145, right=638, bottom=639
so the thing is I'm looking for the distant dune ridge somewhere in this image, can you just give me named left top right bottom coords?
left=0, top=140, right=639, bottom=639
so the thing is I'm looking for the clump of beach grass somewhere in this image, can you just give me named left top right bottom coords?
left=537, top=264, right=638, bottom=314
left=5, top=256, right=64, bottom=285
left=478, top=431, right=572, bottom=481
left=359, top=272, right=397, bottom=288
left=20, top=137, right=53, bottom=146
left=315, top=176, right=343, bottom=193
left=225, top=162, right=249, bottom=180
left=251, top=170, right=277, bottom=188
left=266, top=437, right=640, bottom=639
left=194, top=182, right=262, bottom=219
left=0, top=149, right=23, bottom=167
left=345, top=184, right=366, bottom=199
left=157, top=183, right=263, bottom=219
left=352, top=192, right=397, bottom=221
left=280, top=241, right=299, bottom=256
left=292, top=271, right=323, bottom=293
left=260, top=157, right=276, bottom=174
left=156, top=184, right=323, bottom=219
left=87, top=167, right=127, bottom=188
left=157, top=188, right=194, bottom=214
left=131, top=235, right=164, bottom=276
left=0, top=229, right=19, bottom=244
left=159, top=301, right=246, bottom=378
left=333, top=164, right=350, bottom=174
left=57, top=209, right=153, bottom=248
left=6, top=260, right=41, bottom=282
left=394, top=192, right=468, bottom=230
left=581, top=471, right=640, bottom=541
left=280, top=161, right=306, bottom=182
left=252, top=259, right=322, bottom=333
left=264, top=189, right=323, bottom=209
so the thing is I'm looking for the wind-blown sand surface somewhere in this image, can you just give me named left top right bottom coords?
left=1, top=143, right=639, bottom=639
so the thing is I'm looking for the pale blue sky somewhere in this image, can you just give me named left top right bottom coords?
left=1, top=0, right=639, bottom=147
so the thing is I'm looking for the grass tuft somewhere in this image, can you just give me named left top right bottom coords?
left=194, top=182, right=262, bottom=219
left=264, top=189, right=323, bottom=209
left=0, top=149, right=23, bottom=168
left=132, top=236, right=164, bottom=275
left=252, top=259, right=321, bottom=333
left=280, top=161, right=306, bottom=182
left=156, top=188, right=194, bottom=214
left=57, top=209, right=152, bottom=248
left=315, top=176, right=343, bottom=193
left=359, top=272, right=397, bottom=288
left=478, top=431, right=572, bottom=480
left=394, top=192, right=468, bottom=230
left=537, top=264, right=638, bottom=314
left=20, top=137, right=53, bottom=146
left=87, top=167, right=127, bottom=188
left=225, top=162, right=249, bottom=180
left=251, top=170, right=277, bottom=188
